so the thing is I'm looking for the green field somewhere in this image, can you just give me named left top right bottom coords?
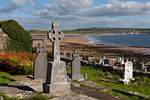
left=28, top=28, right=150, bottom=34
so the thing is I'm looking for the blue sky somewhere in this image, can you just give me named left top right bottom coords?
left=0, top=0, right=150, bottom=30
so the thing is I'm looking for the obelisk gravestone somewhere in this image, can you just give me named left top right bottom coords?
left=43, top=22, right=70, bottom=96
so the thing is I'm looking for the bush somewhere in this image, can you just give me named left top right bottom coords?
left=0, top=52, right=37, bottom=75
left=0, top=20, right=33, bottom=53
left=47, top=51, right=53, bottom=61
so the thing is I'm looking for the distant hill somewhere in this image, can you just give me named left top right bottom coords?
left=28, top=30, right=48, bottom=34
left=28, top=28, right=150, bottom=34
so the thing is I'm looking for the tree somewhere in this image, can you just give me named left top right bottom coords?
left=0, top=20, right=33, bottom=53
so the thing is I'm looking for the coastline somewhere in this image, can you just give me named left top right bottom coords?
left=32, top=33, right=150, bottom=57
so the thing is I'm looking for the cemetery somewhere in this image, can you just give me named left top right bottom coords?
left=0, top=20, right=150, bottom=100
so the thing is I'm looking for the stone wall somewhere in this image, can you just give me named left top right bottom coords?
left=0, top=28, right=8, bottom=50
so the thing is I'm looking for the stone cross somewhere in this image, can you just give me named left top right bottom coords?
left=72, top=50, right=79, bottom=59
left=43, top=22, right=70, bottom=95
left=34, top=42, right=47, bottom=80
left=47, top=22, right=64, bottom=61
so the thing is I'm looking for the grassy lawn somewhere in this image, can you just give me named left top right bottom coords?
left=0, top=71, right=16, bottom=84
left=68, top=65, right=150, bottom=100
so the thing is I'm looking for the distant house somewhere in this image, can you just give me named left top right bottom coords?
left=0, top=28, right=8, bottom=50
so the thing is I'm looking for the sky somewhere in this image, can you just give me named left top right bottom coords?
left=0, top=0, right=150, bottom=30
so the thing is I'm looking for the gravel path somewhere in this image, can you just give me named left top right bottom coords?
left=0, top=82, right=36, bottom=98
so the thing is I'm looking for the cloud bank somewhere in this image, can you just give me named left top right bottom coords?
left=0, top=0, right=150, bottom=30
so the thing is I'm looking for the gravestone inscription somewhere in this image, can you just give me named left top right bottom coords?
left=34, top=42, right=47, bottom=81
left=43, top=22, right=70, bottom=96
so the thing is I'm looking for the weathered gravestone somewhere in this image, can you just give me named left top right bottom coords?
left=69, top=50, right=73, bottom=60
left=63, top=50, right=67, bottom=59
left=121, top=60, right=134, bottom=84
left=34, top=42, right=47, bottom=81
left=71, top=50, right=84, bottom=80
left=43, top=22, right=70, bottom=96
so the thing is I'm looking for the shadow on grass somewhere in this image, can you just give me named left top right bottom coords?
left=112, top=89, right=148, bottom=100
left=1, top=76, right=16, bottom=82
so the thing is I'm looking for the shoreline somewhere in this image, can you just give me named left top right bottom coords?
left=32, top=33, right=150, bottom=56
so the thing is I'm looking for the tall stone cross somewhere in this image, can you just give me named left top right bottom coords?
left=47, top=22, right=64, bottom=61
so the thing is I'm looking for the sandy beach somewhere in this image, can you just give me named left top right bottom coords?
left=32, top=33, right=150, bottom=58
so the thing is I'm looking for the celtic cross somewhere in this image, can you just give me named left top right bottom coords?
left=37, top=42, right=46, bottom=55
left=47, top=22, right=64, bottom=61
left=72, top=50, right=79, bottom=60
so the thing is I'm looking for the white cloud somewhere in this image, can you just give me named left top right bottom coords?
left=10, top=0, right=35, bottom=7
left=0, top=0, right=35, bottom=14
left=33, top=0, right=93, bottom=19
left=85, top=0, right=150, bottom=17
left=1, top=0, right=150, bottom=30
left=32, top=0, right=150, bottom=19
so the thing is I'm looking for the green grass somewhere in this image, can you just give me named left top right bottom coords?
left=68, top=66, right=150, bottom=100
left=28, top=30, right=48, bottom=34
left=0, top=71, right=15, bottom=84
left=107, top=90, right=142, bottom=100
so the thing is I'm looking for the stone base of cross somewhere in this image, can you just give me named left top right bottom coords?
left=43, top=61, right=70, bottom=96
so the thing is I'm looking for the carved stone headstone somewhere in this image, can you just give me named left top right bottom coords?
left=63, top=50, right=67, bottom=59
left=71, top=50, right=83, bottom=80
left=121, top=61, right=134, bottom=84
left=43, top=22, right=70, bottom=96
left=34, top=42, right=47, bottom=81
left=69, top=50, right=73, bottom=60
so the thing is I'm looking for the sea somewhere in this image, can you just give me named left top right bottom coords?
left=32, top=34, right=150, bottom=48
left=66, top=34, right=150, bottom=48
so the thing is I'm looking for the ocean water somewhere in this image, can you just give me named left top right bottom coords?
left=68, top=34, right=150, bottom=48
left=32, top=34, right=150, bottom=48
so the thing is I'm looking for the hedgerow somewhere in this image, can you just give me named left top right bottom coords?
left=0, top=20, right=33, bottom=53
